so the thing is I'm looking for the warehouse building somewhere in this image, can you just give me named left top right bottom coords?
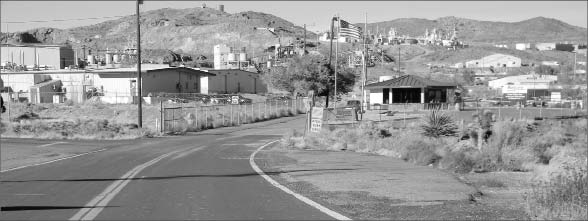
left=1, top=44, right=75, bottom=70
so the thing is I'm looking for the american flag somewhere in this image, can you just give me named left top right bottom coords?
left=337, top=18, right=362, bottom=40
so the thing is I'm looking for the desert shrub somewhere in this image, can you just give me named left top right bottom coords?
left=439, top=150, right=477, bottom=173
left=525, top=168, right=588, bottom=220
left=399, top=137, right=441, bottom=166
left=64, top=99, right=74, bottom=106
left=478, top=178, right=506, bottom=188
left=420, top=110, right=458, bottom=138
left=4, top=119, right=154, bottom=139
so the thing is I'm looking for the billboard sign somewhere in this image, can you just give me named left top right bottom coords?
left=502, top=85, right=527, bottom=100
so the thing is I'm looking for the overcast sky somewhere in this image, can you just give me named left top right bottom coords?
left=1, top=1, right=587, bottom=33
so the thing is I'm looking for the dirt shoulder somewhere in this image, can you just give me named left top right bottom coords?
left=256, top=145, right=530, bottom=220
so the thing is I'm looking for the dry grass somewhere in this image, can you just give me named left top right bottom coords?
left=2, top=119, right=158, bottom=140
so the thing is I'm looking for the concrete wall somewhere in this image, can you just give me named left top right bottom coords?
left=1, top=46, right=74, bottom=69
left=369, top=88, right=383, bottom=105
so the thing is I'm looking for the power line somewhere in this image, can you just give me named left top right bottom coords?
left=0, top=15, right=127, bottom=24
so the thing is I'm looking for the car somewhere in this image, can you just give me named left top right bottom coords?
left=210, top=95, right=230, bottom=104
left=227, top=95, right=253, bottom=105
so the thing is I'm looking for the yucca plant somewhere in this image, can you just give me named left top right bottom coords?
left=421, top=110, right=458, bottom=138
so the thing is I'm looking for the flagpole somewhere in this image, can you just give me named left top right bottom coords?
left=327, top=16, right=335, bottom=108
left=335, top=14, right=340, bottom=110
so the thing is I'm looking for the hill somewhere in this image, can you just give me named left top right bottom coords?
left=358, top=16, right=587, bottom=44
left=0, top=7, right=317, bottom=61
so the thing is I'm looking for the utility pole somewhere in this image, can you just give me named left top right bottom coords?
left=303, top=24, right=306, bottom=55
left=362, top=12, right=368, bottom=117
left=573, top=51, right=577, bottom=81
left=398, top=46, right=401, bottom=74
left=136, top=0, right=143, bottom=128
left=335, top=15, right=340, bottom=109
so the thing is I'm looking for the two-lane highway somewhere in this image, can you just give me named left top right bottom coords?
left=1, top=116, right=335, bottom=220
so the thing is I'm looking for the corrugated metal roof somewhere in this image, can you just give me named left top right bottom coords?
left=365, top=75, right=456, bottom=89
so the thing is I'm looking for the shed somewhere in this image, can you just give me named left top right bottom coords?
left=365, top=75, right=457, bottom=104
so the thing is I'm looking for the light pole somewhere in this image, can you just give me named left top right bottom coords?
left=137, top=0, right=143, bottom=128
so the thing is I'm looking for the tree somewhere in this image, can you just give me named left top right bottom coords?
left=534, top=65, right=556, bottom=75
left=261, top=54, right=357, bottom=99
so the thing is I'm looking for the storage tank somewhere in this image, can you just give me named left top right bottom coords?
left=87, top=55, right=94, bottom=64
left=113, top=54, right=120, bottom=63
left=379, top=76, right=394, bottom=82
left=218, top=4, right=224, bottom=12
left=105, top=54, right=112, bottom=64
left=228, top=53, right=236, bottom=61
left=239, top=53, right=247, bottom=62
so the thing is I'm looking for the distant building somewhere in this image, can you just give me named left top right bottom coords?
left=555, top=43, right=575, bottom=52
left=515, top=43, right=531, bottom=50
left=0, top=65, right=214, bottom=104
left=541, top=61, right=560, bottom=66
left=465, top=54, right=521, bottom=68
left=488, top=74, right=558, bottom=100
left=214, top=44, right=250, bottom=70
left=1, top=44, right=75, bottom=70
left=535, top=43, right=556, bottom=51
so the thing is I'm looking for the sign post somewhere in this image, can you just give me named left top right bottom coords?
left=310, top=107, right=324, bottom=133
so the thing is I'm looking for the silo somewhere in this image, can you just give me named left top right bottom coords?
left=87, top=55, right=94, bottom=64
left=228, top=53, right=236, bottom=61
left=218, top=4, right=224, bottom=12
left=239, top=53, right=247, bottom=62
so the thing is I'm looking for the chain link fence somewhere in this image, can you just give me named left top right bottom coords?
left=160, top=99, right=305, bottom=133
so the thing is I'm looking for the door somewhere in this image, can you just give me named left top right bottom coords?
left=383, top=88, right=390, bottom=104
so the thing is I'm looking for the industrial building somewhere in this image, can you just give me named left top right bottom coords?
left=535, top=43, right=556, bottom=51
left=515, top=43, right=532, bottom=50
left=0, top=44, right=75, bottom=70
left=213, top=44, right=250, bottom=70
left=203, top=69, right=267, bottom=94
left=465, top=54, right=521, bottom=68
left=488, top=74, right=558, bottom=100
left=364, top=75, right=457, bottom=105
left=0, top=65, right=214, bottom=104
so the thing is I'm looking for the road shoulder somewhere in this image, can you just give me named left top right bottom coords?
left=255, top=144, right=529, bottom=220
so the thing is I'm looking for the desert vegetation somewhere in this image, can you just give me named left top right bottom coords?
left=280, top=109, right=587, bottom=220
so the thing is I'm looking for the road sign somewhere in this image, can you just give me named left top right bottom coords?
left=311, top=107, right=324, bottom=119
left=310, top=119, right=322, bottom=133
left=231, top=96, right=239, bottom=105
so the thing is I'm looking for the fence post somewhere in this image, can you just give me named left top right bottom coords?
left=195, top=105, right=199, bottom=131
left=205, top=107, right=208, bottom=129
left=160, top=100, right=164, bottom=132
left=264, top=101, right=267, bottom=119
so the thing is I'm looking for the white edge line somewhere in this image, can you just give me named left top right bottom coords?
left=37, top=142, right=68, bottom=148
left=249, top=140, right=352, bottom=221
left=1, top=148, right=108, bottom=173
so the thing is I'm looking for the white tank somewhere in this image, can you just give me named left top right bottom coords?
left=105, top=54, right=112, bottom=64
left=228, top=53, right=236, bottom=61
left=87, top=55, right=94, bottom=64
left=379, top=76, right=394, bottom=82
left=239, top=53, right=247, bottom=62
left=113, top=54, right=120, bottom=63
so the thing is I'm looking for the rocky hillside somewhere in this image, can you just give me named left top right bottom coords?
left=358, top=16, right=587, bottom=44
left=0, top=7, right=317, bottom=60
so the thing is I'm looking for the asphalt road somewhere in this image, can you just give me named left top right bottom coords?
left=1, top=116, right=333, bottom=220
